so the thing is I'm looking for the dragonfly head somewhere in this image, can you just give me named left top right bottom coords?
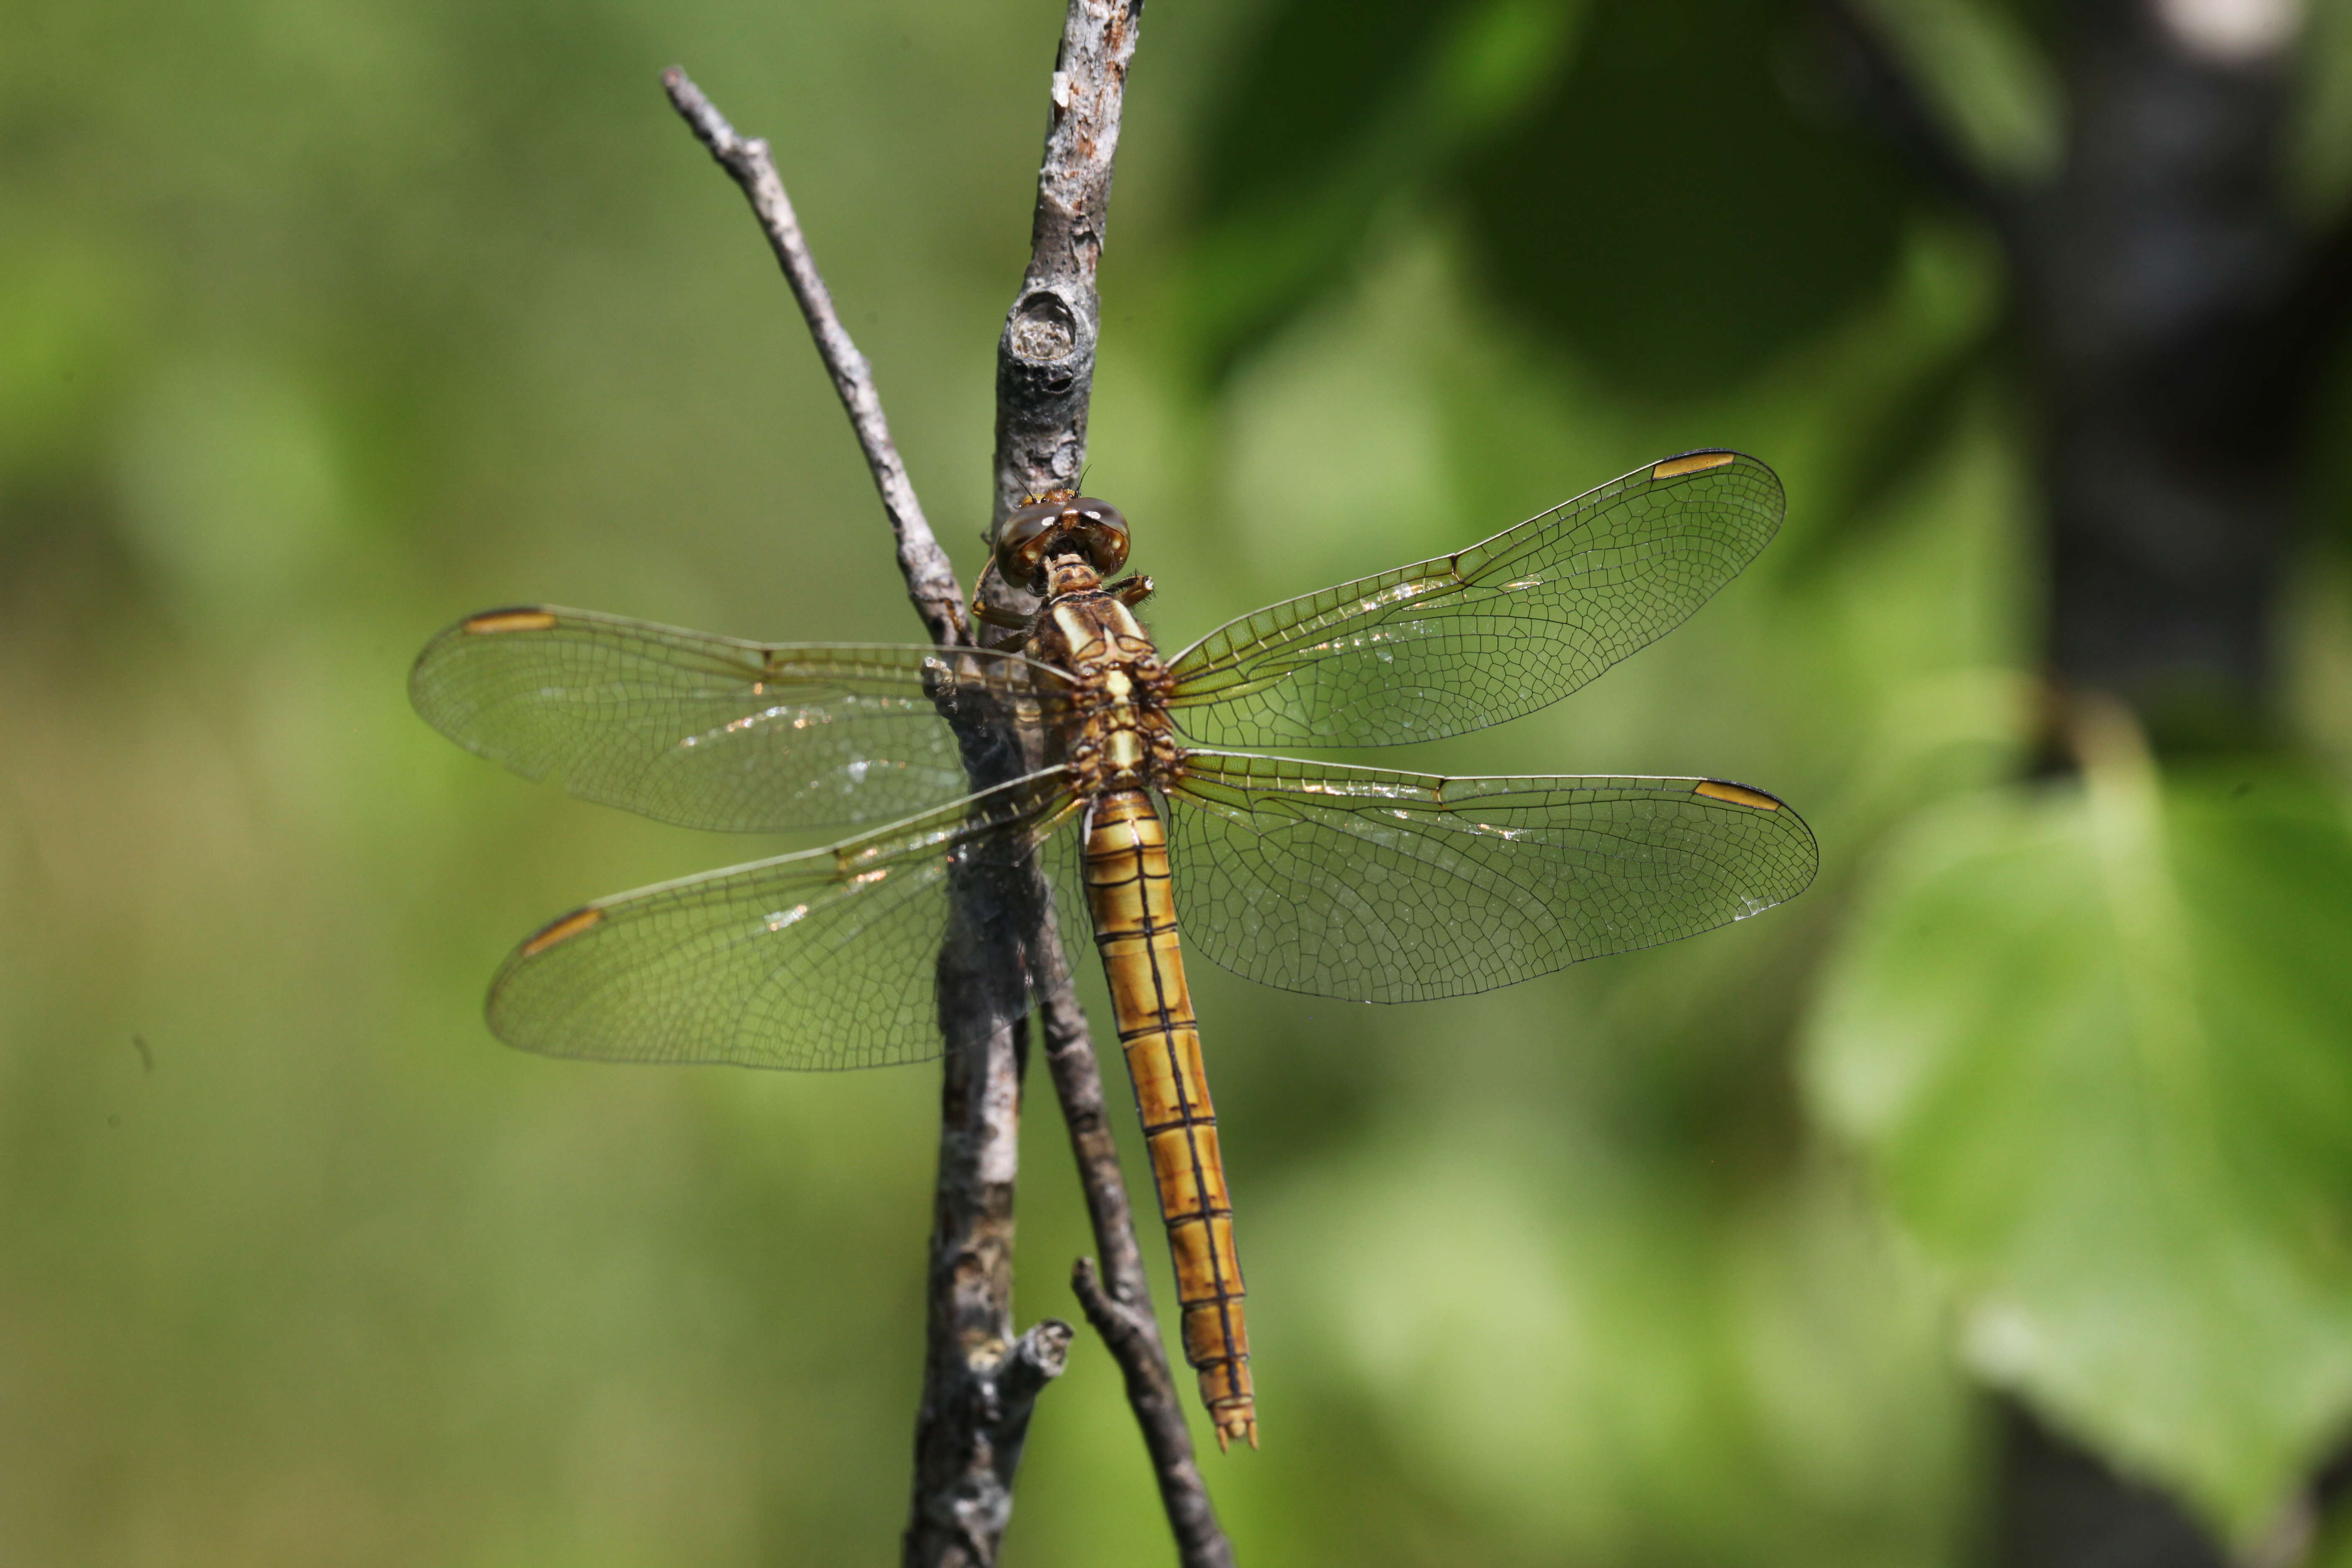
left=997, top=491, right=1130, bottom=593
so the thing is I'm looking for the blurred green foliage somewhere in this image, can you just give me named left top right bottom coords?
left=3, top=0, right=2350, bottom=1564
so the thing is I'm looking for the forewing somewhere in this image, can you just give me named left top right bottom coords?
left=488, top=771, right=1077, bottom=1070
left=1166, top=451, right=1782, bottom=748
left=1164, top=750, right=1816, bottom=1003
left=411, top=606, right=1054, bottom=831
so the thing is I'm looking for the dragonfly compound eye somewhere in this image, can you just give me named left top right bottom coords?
left=1070, top=497, right=1130, bottom=574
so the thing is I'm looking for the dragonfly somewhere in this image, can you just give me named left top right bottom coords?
left=410, top=448, right=1817, bottom=1451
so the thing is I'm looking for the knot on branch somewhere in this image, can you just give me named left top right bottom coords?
left=908, top=1318, right=1074, bottom=1560
left=1008, top=291, right=1080, bottom=369
left=994, top=281, right=1100, bottom=516
left=999, top=284, right=1095, bottom=407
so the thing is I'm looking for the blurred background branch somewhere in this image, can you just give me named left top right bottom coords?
left=1812, top=1, right=2021, bottom=231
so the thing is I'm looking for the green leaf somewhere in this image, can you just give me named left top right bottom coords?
left=1801, top=747, right=2352, bottom=1538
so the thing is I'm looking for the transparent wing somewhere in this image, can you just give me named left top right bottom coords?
left=1165, top=451, right=1782, bottom=748
left=487, top=771, right=1078, bottom=1070
left=1164, top=750, right=1817, bottom=1003
left=1038, top=810, right=1091, bottom=957
left=410, top=605, right=1057, bottom=832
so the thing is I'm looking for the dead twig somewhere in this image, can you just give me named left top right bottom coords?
left=662, top=61, right=1061, bottom=1568
left=661, top=3, right=1226, bottom=1559
left=975, top=0, right=1144, bottom=634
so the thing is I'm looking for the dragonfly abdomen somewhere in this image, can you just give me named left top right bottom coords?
left=1082, top=788, right=1256, bottom=1450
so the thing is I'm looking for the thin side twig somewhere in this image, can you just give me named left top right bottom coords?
left=663, top=67, right=967, bottom=646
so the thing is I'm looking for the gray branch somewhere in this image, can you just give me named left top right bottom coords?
left=986, top=4, right=1235, bottom=1563
left=663, top=67, right=967, bottom=647
left=991, top=1, right=1138, bottom=515
left=661, top=5, right=1226, bottom=1562
left=972, top=0, right=1147, bottom=637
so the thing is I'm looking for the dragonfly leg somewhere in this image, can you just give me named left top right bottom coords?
left=970, top=591, right=1034, bottom=631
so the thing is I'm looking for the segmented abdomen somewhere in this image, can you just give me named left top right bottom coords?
left=1081, top=788, right=1255, bottom=1449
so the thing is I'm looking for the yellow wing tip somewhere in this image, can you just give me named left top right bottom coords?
left=463, top=609, right=560, bottom=635
left=1694, top=779, right=1782, bottom=811
left=520, top=906, right=603, bottom=957
left=1652, top=450, right=1739, bottom=480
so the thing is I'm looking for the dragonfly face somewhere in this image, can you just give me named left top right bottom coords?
left=995, top=491, right=1130, bottom=590
left=410, top=449, right=1820, bottom=1451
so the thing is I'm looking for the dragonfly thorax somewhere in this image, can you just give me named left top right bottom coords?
left=1029, top=568, right=1185, bottom=797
